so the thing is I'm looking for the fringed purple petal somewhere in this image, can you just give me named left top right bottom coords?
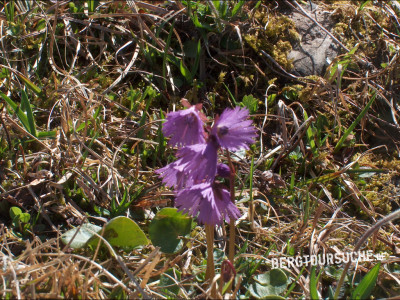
left=211, top=107, right=257, bottom=151
left=217, top=163, right=231, bottom=178
left=175, top=183, right=241, bottom=226
left=162, top=106, right=205, bottom=146
left=176, top=140, right=218, bottom=183
left=155, top=159, right=192, bottom=189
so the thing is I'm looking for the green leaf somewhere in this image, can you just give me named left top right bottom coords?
left=191, top=12, right=214, bottom=31
left=88, top=216, right=148, bottom=251
left=37, top=130, right=57, bottom=138
left=19, top=213, right=30, bottom=223
left=20, top=90, right=37, bottom=137
left=241, top=94, right=259, bottom=114
left=36, top=18, right=46, bottom=31
left=334, top=91, right=376, bottom=153
left=303, top=110, right=317, bottom=156
left=232, top=0, right=245, bottom=17
left=359, top=0, right=371, bottom=11
left=87, top=0, right=99, bottom=13
left=249, top=269, right=289, bottom=298
left=15, top=72, right=44, bottom=98
left=0, top=91, right=53, bottom=139
left=329, top=44, right=359, bottom=82
left=0, top=91, right=29, bottom=130
left=310, top=266, right=322, bottom=300
left=191, top=39, right=201, bottom=81
left=180, top=59, right=192, bottom=83
left=351, top=262, right=381, bottom=300
left=61, top=223, right=103, bottom=249
left=149, top=208, right=193, bottom=254
left=10, top=206, right=23, bottom=219
left=162, top=21, right=175, bottom=90
left=159, top=268, right=182, bottom=295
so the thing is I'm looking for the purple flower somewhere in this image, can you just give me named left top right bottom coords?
left=175, top=182, right=241, bottom=226
left=156, top=139, right=219, bottom=187
left=217, top=163, right=231, bottom=178
left=211, top=107, right=257, bottom=151
left=155, top=160, right=192, bottom=189
left=162, top=106, right=205, bottom=147
left=175, top=139, right=219, bottom=183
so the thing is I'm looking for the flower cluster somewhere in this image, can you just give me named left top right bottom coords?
left=156, top=104, right=257, bottom=226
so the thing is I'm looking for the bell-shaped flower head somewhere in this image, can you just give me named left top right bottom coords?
left=155, top=159, right=193, bottom=189
left=162, top=106, right=205, bottom=147
left=156, top=138, right=219, bottom=188
left=175, top=182, right=241, bottom=226
left=211, top=107, right=257, bottom=151
left=217, top=163, right=231, bottom=178
left=175, top=138, right=219, bottom=184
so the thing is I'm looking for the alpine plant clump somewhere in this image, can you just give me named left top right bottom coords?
left=156, top=103, right=257, bottom=226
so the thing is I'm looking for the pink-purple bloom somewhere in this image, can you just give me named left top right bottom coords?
left=211, top=107, right=257, bottom=151
left=175, top=182, right=241, bottom=226
left=155, top=160, right=192, bottom=189
left=175, top=140, right=218, bottom=184
left=162, top=106, right=205, bottom=147
left=157, top=104, right=257, bottom=226
left=156, top=140, right=218, bottom=188
left=217, top=163, right=231, bottom=178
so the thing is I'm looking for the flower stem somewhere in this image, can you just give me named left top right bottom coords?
left=249, top=155, right=254, bottom=224
left=226, top=150, right=236, bottom=293
left=205, top=225, right=215, bottom=280
left=205, top=224, right=217, bottom=298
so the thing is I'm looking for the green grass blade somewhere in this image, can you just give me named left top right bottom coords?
left=88, top=0, right=94, bottom=13
left=351, top=262, right=380, bottom=300
left=222, top=83, right=238, bottom=106
left=180, top=59, right=192, bottom=83
left=5, top=0, right=15, bottom=23
left=232, top=0, right=245, bottom=18
left=303, top=110, right=317, bottom=156
left=37, top=131, right=57, bottom=138
left=309, top=266, right=321, bottom=300
left=285, top=266, right=306, bottom=297
left=20, top=90, right=37, bottom=137
left=138, top=87, right=154, bottom=139
left=16, top=72, right=44, bottom=98
left=303, top=191, right=310, bottom=224
left=249, top=155, right=254, bottom=221
left=190, top=39, right=201, bottom=82
left=359, top=0, right=372, bottom=12
left=162, top=21, right=175, bottom=90
left=0, top=91, right=30, bottom=132
left=0, top=91, right=18, bottom=112
left=334, top=91, right=376, bottom=153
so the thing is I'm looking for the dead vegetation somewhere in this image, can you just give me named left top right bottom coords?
left=0, top=0, right=400, bottom=298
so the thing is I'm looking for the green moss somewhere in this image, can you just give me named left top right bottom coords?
left=355, top=154, right=400, bottom=214
left=244, top=10, right=299, bottom=70
left=333, top=22, right=348, bottom=35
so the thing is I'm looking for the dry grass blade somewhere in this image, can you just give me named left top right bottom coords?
left=0, top=0, right=399, bottom=298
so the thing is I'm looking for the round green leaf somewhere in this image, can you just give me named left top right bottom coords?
left=149, top=208, right=193, bottom=254
left=88, top=216, right=148, bottom=251
left=249, top=269, right=289, bottom=299
left=61, top=223, right=102, bottom=249
left=9, top=206, right=22, bottom=219
left=19, top=213, right=30, bottom=223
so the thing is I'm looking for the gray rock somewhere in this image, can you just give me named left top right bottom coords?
left=287, top=3, right=340, bottom=76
